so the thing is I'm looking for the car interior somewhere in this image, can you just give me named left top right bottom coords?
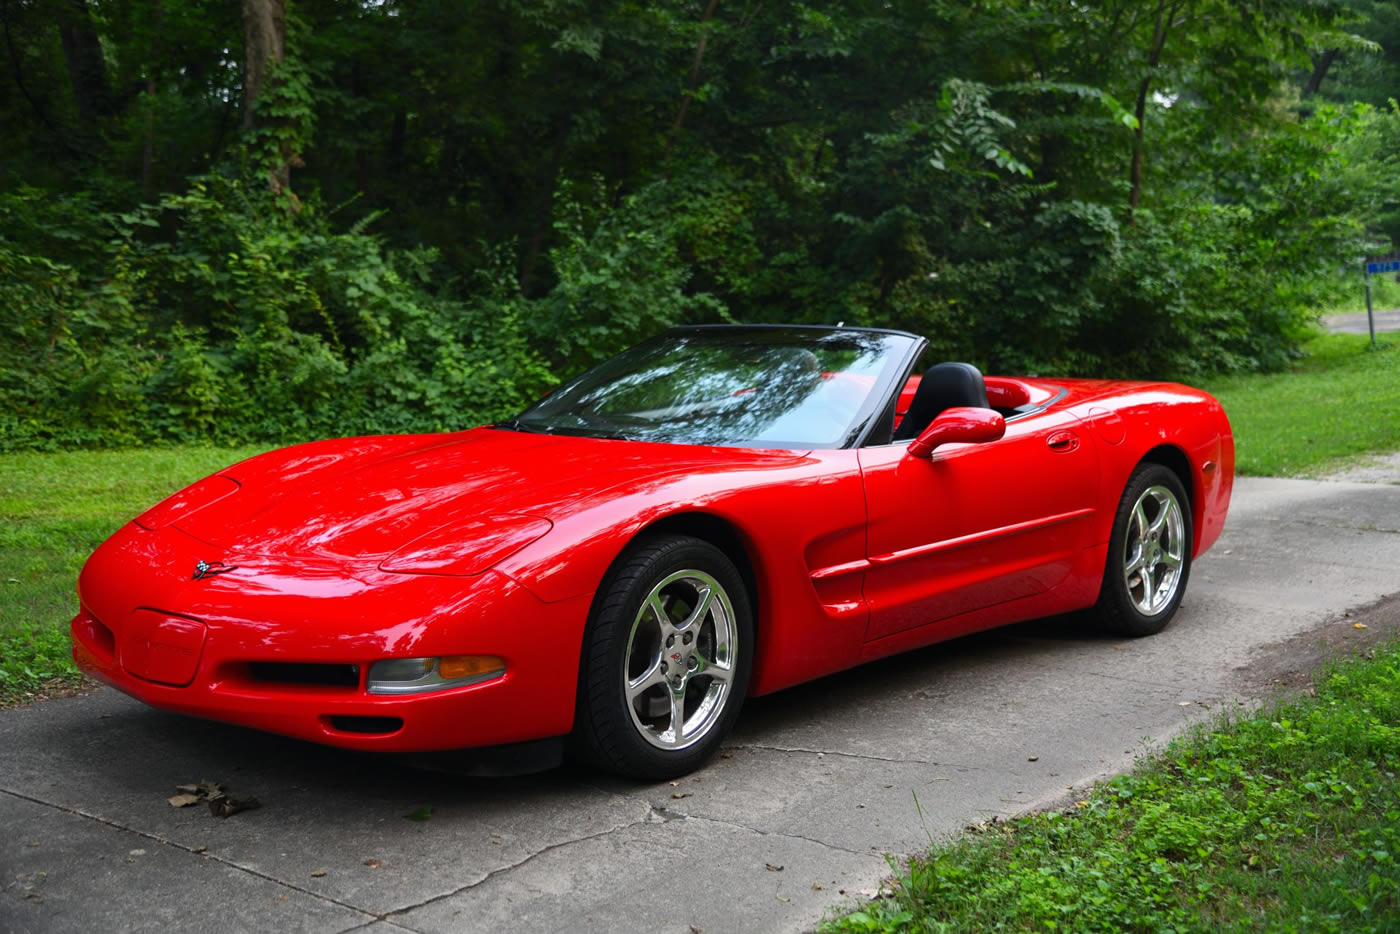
left=874, top=359, right=1045, bottom=446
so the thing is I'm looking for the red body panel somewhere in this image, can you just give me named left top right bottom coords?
left=74, top=374, right=1233, bottom=753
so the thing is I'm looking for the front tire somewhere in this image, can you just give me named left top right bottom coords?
left=574, top=534, right=753, bottom=779
left=1094, top=464, right=1192, bottom=637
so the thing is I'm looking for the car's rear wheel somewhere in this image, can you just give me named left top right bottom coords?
left=1094, top=464, right=1192, bottom=637
left=574, top=534, right=752, bottom=779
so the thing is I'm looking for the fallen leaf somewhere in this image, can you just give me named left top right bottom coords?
left=208, top=795, right=259, bottom=818
left=364, top=859, right=382, bottom=869
left=859, top=887, right=879, bottom=898
left=403, top=805, right=433, bottom=822
left=690, top=926, right=704, bottom=934
left=192, top=845, right=207, bottom=853
left=671, top=791, right=692, bottom=799
left=776, top=894, right=790, bottom=903
left=1076, top=800, right=1090, bottom=808
left=1027, top=755, right=1039, bottom=762
left=668, top=781, right=681, bottom=787
left=170, top=780, right=259, bottom=818
left=1178, top=701, right=1193, bottom=707
left=811, top=882, right=824, bottom=891
left=765, top=863, right=784, bottom=872
left=310, top=870, right=326, bottom=878
left=1354, top=623, right=1368, bottom=629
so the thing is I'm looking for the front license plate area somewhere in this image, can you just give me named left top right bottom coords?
left=120, top=610, right=208, bottom=686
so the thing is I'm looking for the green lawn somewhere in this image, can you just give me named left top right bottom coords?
left=0, top=445, right=268, bottom=703
left=824, top=639, right=1400, bottom=933
left=1207, top=331, right=1400, bottom=477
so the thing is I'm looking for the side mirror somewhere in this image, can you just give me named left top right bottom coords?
left=908, top=407, right=1005, bottom=459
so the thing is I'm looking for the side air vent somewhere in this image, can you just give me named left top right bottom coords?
left=325, top=715, right=403, bottom=735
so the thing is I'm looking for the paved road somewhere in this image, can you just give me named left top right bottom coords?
left=4, top=474, right=1400, bottom=934
left=1321, top=308, right=1400, bottom=335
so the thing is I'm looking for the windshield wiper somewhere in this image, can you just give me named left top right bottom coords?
left=492, top=418, right=549, bottom=434
left=493, top=419, right=634, bottom=442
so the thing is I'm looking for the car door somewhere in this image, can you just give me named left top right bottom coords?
left=857, top=406, right=1098, bottom=642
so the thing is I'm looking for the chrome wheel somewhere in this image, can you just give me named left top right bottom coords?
left=1122, top=484, right=1186, bottom=615
left=623, top=569, right=737, bottom=751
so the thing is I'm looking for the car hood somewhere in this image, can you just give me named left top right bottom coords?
left=162, top=427, right=807, bottom=562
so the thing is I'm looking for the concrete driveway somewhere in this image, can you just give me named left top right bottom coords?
left=1321, top=308, right=1400, bottom=335
left=4, top=472, right=1400, bottom=933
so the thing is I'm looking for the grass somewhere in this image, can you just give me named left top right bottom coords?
left=0, top=445, right=268, bottom=703
left=1207, top=331, right=1400, bottom=476
left=824, top=641, right=1400, bottom=933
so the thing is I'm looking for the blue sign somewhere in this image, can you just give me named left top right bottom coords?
left=1366, top=260, right=1400, bottom=274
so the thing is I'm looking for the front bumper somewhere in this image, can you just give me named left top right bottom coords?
left=72, top=523, right=591, bottom=753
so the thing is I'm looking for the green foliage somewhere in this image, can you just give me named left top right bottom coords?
left=0, top=176, right=554, bottom=451
left=824, top=640, right=1400, bottom=933
left=3, top=0, right=1399, bottom=446
left=530, top=177, right=731, bottom=368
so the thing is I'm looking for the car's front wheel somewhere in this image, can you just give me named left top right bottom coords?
left=1094, top=464, right=1193, bottom=637
left=574, top=534, right=753, bottom=779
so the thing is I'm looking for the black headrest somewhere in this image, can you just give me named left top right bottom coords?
left=892, top=361, right=989, bottom=441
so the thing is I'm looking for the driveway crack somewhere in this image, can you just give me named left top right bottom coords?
left=730, top=742, right=937, bottom=765
left=382, top=812, right=652, bottom=920
left=0, top=785, right=382, bottom=925
left=674, top=809, right=894, bottom=860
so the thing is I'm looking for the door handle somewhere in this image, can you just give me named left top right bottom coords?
left=1047, top=430, right=1080, bottom=453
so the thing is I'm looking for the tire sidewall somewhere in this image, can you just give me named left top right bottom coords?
left=576, top=534, right=753, bottom=779
left=1099, top=465, right=1193, bottom=637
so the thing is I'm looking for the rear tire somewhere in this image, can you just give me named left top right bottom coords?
left=573, top=534, right=752, bottom=780
left=1094, top=464, right=1192, bottom=637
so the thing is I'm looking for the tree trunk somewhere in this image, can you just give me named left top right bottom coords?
left=1128, top=0, right=1182, bottom=222
left=663, top=0, right=721, bottom=162
left=2, top=0, right=62, bottom=137
left=518, top=120, right=572, bottom=297
left=242, top=0, right=285, bottom=130
left=241, top=0, right=294, bottom=195
left=57, top=0, right=113, bottom=144
left=142, top=0, right=163, bottom=196
left=1302, top=48, right=1339, bottom=98
left=1128, top=76, right=1150, bottom=217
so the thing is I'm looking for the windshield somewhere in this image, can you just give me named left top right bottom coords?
left=508, top=326, right=921, bottom=448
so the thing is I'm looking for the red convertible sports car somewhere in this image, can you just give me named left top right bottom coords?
left=73, top=325, right=1233, bottom=778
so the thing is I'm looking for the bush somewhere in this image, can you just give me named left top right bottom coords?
left=0, top=177, right=555, bottom=451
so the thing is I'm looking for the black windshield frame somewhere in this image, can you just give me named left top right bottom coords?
left=505, top=325, right=926, bottom=450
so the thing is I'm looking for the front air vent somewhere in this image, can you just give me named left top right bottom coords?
left=326, top=715, right=403, bottom=735
left=246, top=662, right=360, bottom=688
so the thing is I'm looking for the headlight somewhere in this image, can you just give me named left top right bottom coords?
left=379, top=514, right=552, bottom=575
left=367, top=655, right=506, bottom=695
left=134, top=475, right=240, bottom=530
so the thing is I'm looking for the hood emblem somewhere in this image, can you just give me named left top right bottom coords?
left=192, top=560, right=237, bottom=580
